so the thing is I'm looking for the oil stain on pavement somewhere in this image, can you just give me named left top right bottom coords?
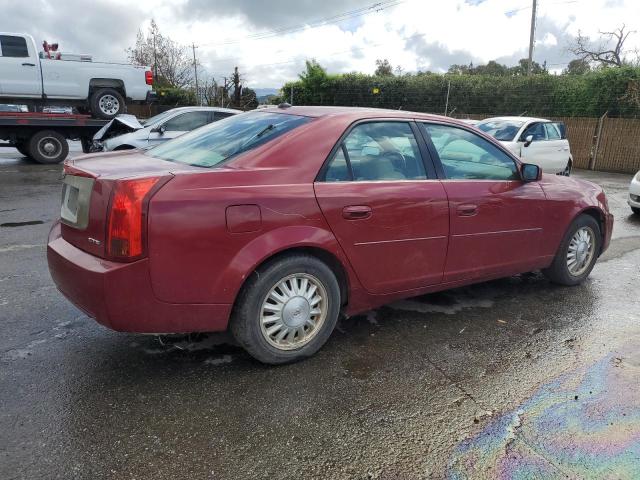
left=448, top=346, right=640, bottom=479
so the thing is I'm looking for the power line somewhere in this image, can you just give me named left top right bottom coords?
left=197, top=0, right=404, bottom=47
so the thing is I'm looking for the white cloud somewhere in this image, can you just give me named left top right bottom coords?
left=4, top=0, right=639, bottom=87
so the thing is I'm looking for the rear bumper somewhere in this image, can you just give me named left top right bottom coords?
left=47, top=222, right=231, bottom=333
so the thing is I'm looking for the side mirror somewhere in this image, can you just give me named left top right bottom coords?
left=523, top=134, right=534, bottom=147
left=152, top=124, right=166, bottom=135
left=521, top=163, right=541, bottom=182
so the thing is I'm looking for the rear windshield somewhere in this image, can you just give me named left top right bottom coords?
left=477, top=120, right=525, bottom=141
left=147, top=111, right=311, bottom=167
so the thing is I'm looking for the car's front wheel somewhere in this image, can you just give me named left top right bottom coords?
left=230, top=254, right=341, bottom=364
left=543, top=214, right=601, bottom=286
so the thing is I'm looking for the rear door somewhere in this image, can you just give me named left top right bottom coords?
left=314, top=120, right=449, bottom=295
left=543, top=122, right=570, bottom=173
left=419, top=122, right=547, bottom=282
left=0, top=35, right=41, bottom=96
left=147, top=111, right=212, bottom=146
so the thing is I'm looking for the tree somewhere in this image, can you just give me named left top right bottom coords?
left=569, top=25, right=638, bottom=68
left=563, top=59, right=591, bottom=75
left=509, top=58, right=547, bottom=76
left=126, top=19, right=193, bottom=88
left=374, top=59, right=394, bottom=76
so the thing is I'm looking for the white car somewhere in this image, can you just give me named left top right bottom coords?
left=94, top=106, right=241, bottom=151
left=476, top=116, right=573, bottom=176
left=629, top=170, right=640, bottom=215
left=0, top=32, right=154, bottom=119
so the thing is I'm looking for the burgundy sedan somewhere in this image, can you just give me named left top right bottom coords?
left=48, top=106, right=613, bottom=364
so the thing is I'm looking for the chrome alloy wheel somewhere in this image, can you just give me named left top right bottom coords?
left=567, top=226, right=596, bottom=276
left=260, top=273, right=328, bottom=350
left=98, top=94, right=120, bottom=116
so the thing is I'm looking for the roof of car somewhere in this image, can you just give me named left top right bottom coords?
left=479, top=116, right=551, bottom=124
left=256, top=105, right=469, bottom=124
left=164, top=106, right=242, bottom=114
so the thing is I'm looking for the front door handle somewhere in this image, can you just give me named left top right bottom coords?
left=22, top=62, right=36, bottom=67
left=342, top=205, right=372, bottom=220
left=457, top=204, right=478, bottom=217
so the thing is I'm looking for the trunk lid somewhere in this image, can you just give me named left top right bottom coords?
left=60, top=150, right=197, bottom=258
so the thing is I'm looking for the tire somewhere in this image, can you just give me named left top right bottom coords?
left=14, top=142, right=31, bottom=158
left=230, top=254, right=341, bottom=365
left=90, top=88, right=125, bottom=119
left=562, top=160, right=572, bottom=176
left=543, top=214, right=601, bottom=286
left=28, top=130, right=69, bottom=164
left=632, top=207, right=640, bottom=216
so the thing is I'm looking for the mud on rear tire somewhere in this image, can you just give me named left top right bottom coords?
left=542, top=214, right=601, bottom=286
left=230, top=254, right=341, bottom=365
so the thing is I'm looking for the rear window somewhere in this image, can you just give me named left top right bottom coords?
left=147, top=111, right=311, bottom=167
left=0, top=35, right=29, bottom=57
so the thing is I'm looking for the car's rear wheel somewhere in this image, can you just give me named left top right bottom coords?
left=543, top=214, right=601, bottom=286
left=230, top=254, right=341, bottom=364
left=90, top=88, right=125, bottom=120
left=562, top=160, right=572, bottom=176
left=632, top=206, right=640, bottom=215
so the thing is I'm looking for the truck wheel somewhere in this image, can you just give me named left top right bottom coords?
left=90, top=88, right=124, bottom=119
left=15, top=143, right=31, bottom=158
left=28, top=130, right=69, bottom=164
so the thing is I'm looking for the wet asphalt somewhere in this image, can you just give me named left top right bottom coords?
left=1, top=144, right=639, bottom=480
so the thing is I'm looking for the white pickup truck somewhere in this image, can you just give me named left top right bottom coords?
left=0, top=33, right=155, bottom=119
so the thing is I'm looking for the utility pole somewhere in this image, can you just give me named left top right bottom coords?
left=191, top=43, right=200, bottom=105
left=527, top=0, right=537, bottom=75
left=152, top=33, right=158, bottom=80
left=290, top=85, right=294, bottom=105
left=444, top=79, right=451, bottom=116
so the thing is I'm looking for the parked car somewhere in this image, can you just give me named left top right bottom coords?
left=476, top=116, right=573, bottom=176
left=48, top=106, right=613, bottom=364
left=0, top=104, right=28, bottom=113
left=93, top=107, right=241, bottom=151
left=629, top=170, right=640, bottom=215
left=0, top=32, right=154, bottom=119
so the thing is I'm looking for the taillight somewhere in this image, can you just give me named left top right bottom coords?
left=107, top=177, right=161, bottom=259
left=145, top=70, right=153, bottom=85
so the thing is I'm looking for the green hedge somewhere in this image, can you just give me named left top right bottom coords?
left=276, top=67, right=640, bottom=118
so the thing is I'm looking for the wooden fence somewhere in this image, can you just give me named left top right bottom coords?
left=125, top=105, right=640, bottom=174
left=454, top=114, right=640, bottom=174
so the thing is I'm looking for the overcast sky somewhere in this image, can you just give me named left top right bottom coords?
left=2, top=0, right=639, bottom=88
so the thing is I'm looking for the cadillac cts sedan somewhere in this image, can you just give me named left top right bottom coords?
left=48, top=106, right=613, bottom=364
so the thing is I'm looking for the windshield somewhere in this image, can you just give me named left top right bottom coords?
left=477, top=120, right=525, bottom=141
left=147, top=111, right=311, bottom=167
left=142, top=109, right=179, bottom=127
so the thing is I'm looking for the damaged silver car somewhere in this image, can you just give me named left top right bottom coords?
left=93, top=106, right=241, bottom=151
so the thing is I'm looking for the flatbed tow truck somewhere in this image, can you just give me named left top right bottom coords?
left=0, top=112, right=107, bottom=164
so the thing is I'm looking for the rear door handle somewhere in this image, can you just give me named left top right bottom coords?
left=342, top=205, right=372, bottom=220
left=457, top=204, right=478, bottom=217
left=22, top=62, right=36, bottom=67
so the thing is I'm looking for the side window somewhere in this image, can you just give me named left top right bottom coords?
left=422, top=124, right=519, bottom=181
left=0, top=35, right=29, bottom=58
left=214, top=112, right=235, bottom=121
left=323, top=122, right=427, bottom=182
left=521, top=122, right=547, bottom=141
left=163, top=111, right=211, bottom=131
left=544, top=123, right=561, bottom=140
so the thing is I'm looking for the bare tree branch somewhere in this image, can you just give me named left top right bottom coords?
left=569, top=25, right=637, bottom=68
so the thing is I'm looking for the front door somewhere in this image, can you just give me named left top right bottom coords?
left=420, top=122, right=547, bottom=282
left=147, top=111, right=212, bottom=146
left=0, top=35, right=41, bottom=97
left=314, top=121, right=449, bottom=295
